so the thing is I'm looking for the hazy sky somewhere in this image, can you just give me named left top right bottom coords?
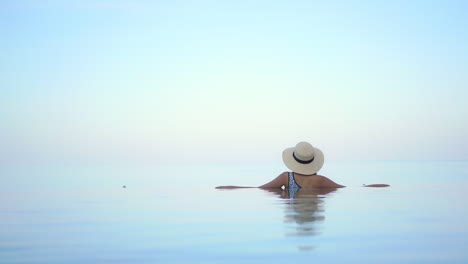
left=1, top=0, right=468, bottom=164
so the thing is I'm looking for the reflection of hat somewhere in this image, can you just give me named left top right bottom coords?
left=282, top=142, right=324, bottom=175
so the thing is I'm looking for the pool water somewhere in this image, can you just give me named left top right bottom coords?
left=1, top=161, right=468, bottom=263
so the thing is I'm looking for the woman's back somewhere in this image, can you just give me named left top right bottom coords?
left=289, top=172, right=345, bottom=189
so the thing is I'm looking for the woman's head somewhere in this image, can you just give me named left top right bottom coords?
left=282, top=141, right=324, bottom=175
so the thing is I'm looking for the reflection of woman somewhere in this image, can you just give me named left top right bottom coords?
left=283, top=188, right=335, bottom=236
left=217, top=141, right=389, bottom=190
left=263, top=187, right=337, bottom=251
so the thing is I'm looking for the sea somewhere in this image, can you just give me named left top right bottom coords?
left=1, top=161, right=468, bottom=263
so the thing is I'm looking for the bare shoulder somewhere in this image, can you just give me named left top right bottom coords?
left=277, top=171, right=289, bottom=183
left=276, top=171, right=289, bottom=181
left=258, top=172, right=288, bottom=188
left=316, top=175, right=345, bottom=188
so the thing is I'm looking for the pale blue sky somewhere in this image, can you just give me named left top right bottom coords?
left=1, top=0, right=468, bottom=164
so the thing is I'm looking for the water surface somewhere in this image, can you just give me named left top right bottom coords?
left=1, top=161, right=467, bottom=263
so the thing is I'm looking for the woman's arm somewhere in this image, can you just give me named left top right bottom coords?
left=317, top=176, right=389, bottom=188
left=258, top=172, right=288, bottom=189
left=215, top=186, right=256, bottom=189
left=216, top=172, right=288, bottom=189
left=318, top=176, right=346, bottom=188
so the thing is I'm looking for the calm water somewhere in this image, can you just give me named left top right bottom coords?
left=1, top=161, right=468, bottom=263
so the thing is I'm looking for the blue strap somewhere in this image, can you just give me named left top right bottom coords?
left=288, top=172, right=301, bottom=189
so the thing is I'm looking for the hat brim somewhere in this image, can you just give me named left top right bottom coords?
left=282, top=147, right=324, bottom=175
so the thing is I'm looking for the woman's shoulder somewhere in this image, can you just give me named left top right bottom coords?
left=258, top=172, right=289, bottom=188
left=279, top=171, right=290, bottom=182
left=307, top=175, right=345, bottom=188
left=319, top=175, right=345, bottom=188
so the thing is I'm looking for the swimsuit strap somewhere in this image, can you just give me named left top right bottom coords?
left=288, top=172, right=301, bottom=199
left=288, top=172, right=301, bottom=189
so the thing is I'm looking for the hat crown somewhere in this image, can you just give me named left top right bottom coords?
left=294, top=142, right=315, bottom=161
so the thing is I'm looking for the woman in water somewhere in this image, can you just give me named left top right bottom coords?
left=216, top=141, right=389, bottom=190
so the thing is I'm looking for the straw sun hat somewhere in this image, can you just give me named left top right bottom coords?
left=282, top=142, right=324, bottom=175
